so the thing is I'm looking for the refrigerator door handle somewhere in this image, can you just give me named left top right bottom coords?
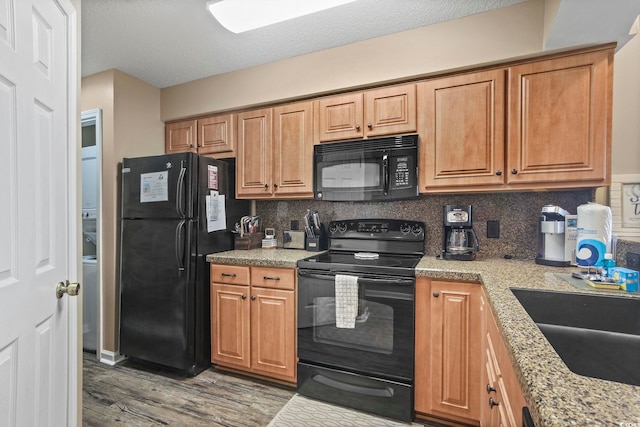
left=176, top=161, right=187, bottom=218
left=175, top=219, right=186, bottom=271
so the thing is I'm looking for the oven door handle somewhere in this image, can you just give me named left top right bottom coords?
left=298, top=270, right=414, bottom=286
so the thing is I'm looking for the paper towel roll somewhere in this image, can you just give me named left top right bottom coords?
left=576, top=202, right=612, bottom=267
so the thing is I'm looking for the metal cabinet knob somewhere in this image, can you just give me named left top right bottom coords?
left=367, top=123, right=372, bottom=129
left=274, top=183, right=278, bottom=188
left=241, top=294, right=247, bottom=300
left=433, top=291, right=439, bottom=297
left=355, top=124, right=361, bottom=130
left=264, top=183, right=269, bottom=188
left=511, top=168, right=518, bottom=174
left=495, top=170, right=502, bottom=176
left=56, top=280, right=80, bottom=299
left=489, top=397, right=500, bottom=409
left=251, top=295, right=257, bottom=301
left=486, top=384, right=497, bottom=394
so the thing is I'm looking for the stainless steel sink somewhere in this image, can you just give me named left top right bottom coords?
left=510, top=288, right=640, bottom=386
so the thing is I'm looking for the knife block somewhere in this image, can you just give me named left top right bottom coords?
left=305, top=225, right=327, bottom=252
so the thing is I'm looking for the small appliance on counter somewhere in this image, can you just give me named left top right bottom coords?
left=535, top=205, right=577, bottom=267
left=261, top=227, right=277, bottom=249
left=442, top=205, right=479, bottom=261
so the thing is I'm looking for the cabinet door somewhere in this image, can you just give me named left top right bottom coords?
left=483, top=289, right=527, bottom=427
left=272, top=102, right=314, bottom=198
left=316, top=93, right=364, bottom=142
left=210, top=283, right=250, bottom=369
left=429, top=281, right=482, bottom=424
left=250, top=287, right=296, bottom=381
left=165, top=120, right=197, bottom=154
left=419, top=71, right=505, bottom=190
left=236, top=108, right=273, bottom=198
left=198, top=114, right=235, bottom=157
left=365, top=84, right=417, bottom=137
left=507, top=48, right=612, bottom=186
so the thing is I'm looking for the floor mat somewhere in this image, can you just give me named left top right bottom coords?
left=267, top=394, right=430, bottom=427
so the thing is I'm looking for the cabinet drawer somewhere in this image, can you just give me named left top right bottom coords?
left=251, top=267, right=295, bottom=290
left=211, top=264, right=250, bottom=285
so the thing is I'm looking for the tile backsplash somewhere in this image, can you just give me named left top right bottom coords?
left=255, top=189, right=596, bottom=260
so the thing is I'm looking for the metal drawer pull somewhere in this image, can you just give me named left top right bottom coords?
left=263, top=276, right=280, bottom=281
left=221, top=273, right=237, bottom=277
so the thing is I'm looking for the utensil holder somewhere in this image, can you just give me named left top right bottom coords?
left=234, top=232, right=264, bottom=250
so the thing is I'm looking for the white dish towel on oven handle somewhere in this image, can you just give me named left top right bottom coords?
left=335, top=274, right=358, bottom=328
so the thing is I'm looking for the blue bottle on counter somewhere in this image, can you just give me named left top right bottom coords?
left=602, top=253, right=616, bottom=278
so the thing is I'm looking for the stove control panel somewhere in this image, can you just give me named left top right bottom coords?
left=328, top=219, right=425, bottom=241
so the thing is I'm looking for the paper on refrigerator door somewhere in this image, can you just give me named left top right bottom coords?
left=206, top=190, right=226, bottom=232
left=140, top=171, right=169, bottom=203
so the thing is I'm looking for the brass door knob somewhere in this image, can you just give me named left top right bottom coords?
left=56, top=280, right=80, bottom=299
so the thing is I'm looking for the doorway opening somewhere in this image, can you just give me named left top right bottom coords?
left=81, top=109, right=102, bottom=357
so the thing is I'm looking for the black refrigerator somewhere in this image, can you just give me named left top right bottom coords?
left=119, top=152, right=249, bottom=375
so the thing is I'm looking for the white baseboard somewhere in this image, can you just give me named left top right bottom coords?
left=99, top=349, right=126, bottom=366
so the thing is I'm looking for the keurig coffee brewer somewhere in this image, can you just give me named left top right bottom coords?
left=442, top=205, right=479, bottom=261
left=535, top=205, right=577, bottom=266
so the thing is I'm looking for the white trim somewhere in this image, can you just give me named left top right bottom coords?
left=59, top=0, right=79, bottom=425
left=100, top=350, right=127, bottom=366
left=611, top=173, right=640, bottom=243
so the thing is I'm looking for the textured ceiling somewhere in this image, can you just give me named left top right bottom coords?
left=81, top=0, right=527, bottom=88
left=81, top=0, right=640, bottom=89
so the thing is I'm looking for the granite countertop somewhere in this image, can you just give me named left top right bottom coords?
left=207, top=249, right=640, bottom=426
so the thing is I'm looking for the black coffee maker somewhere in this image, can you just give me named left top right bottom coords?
left=442, top=205, right=479, bottom=261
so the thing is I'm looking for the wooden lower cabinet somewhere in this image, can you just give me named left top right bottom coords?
left=480, top=290, right=527, bottom=427
left=210, top=264, right=296, bottom=383
left=415, top=278, right=482, bottom=425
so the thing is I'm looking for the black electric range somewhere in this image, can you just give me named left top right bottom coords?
left=296, top=219, right=425, bottom=422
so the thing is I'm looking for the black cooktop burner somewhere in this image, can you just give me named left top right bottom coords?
left=297, top=219, right=425, bottom=277
left=297, top=251, right=421, bottom=277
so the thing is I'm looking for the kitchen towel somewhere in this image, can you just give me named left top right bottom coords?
left=335, top=274, right=358, bottom=328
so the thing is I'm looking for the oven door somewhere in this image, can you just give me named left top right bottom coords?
left=297, top=269, right=415, bottom=382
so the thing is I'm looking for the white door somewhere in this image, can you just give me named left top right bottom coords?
left=0, top=0, right=79, bottom=426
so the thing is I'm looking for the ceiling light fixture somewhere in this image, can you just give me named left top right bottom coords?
left=206, top=0, right=357, bottom=34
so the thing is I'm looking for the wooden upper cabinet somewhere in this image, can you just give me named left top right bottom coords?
left=365, top=84, right=417, bottom=137
left=272, top=101, right=314, bottom=198
left=316, top=84, right=417, bottom=143
left=418, top=70, right=506, bottom=190
left=165, top=120, right=197, bottom=153
left=166, top=115, right=235, bottom=158
left=507, top=48, right=613, bottom=187
left=236, top=102, right=314, bottom=199
left=316, top=92, right=364, bottom=142
left=236, top=108, right=273, bottom=198
left=198, top=114, right=235, bottom=157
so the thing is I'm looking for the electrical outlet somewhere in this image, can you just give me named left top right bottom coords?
left=627, top=252, right=640, bottom=270
left=487, top=220, right=500, bottom=238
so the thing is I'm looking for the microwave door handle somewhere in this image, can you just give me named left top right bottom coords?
left=382, top=153, right=389, bottom=195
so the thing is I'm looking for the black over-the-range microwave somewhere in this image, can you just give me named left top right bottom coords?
left=313, top=134, right=419, bottom=202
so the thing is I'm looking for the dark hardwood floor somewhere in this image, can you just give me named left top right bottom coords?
left=82, top=352, right=295, bottom=426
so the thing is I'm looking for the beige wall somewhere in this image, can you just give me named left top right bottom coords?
left=81, top=70, right=164, bottom=354
left=161, top=0, right=545, bottom=120
left=611, top=32, right=640, bottom=175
